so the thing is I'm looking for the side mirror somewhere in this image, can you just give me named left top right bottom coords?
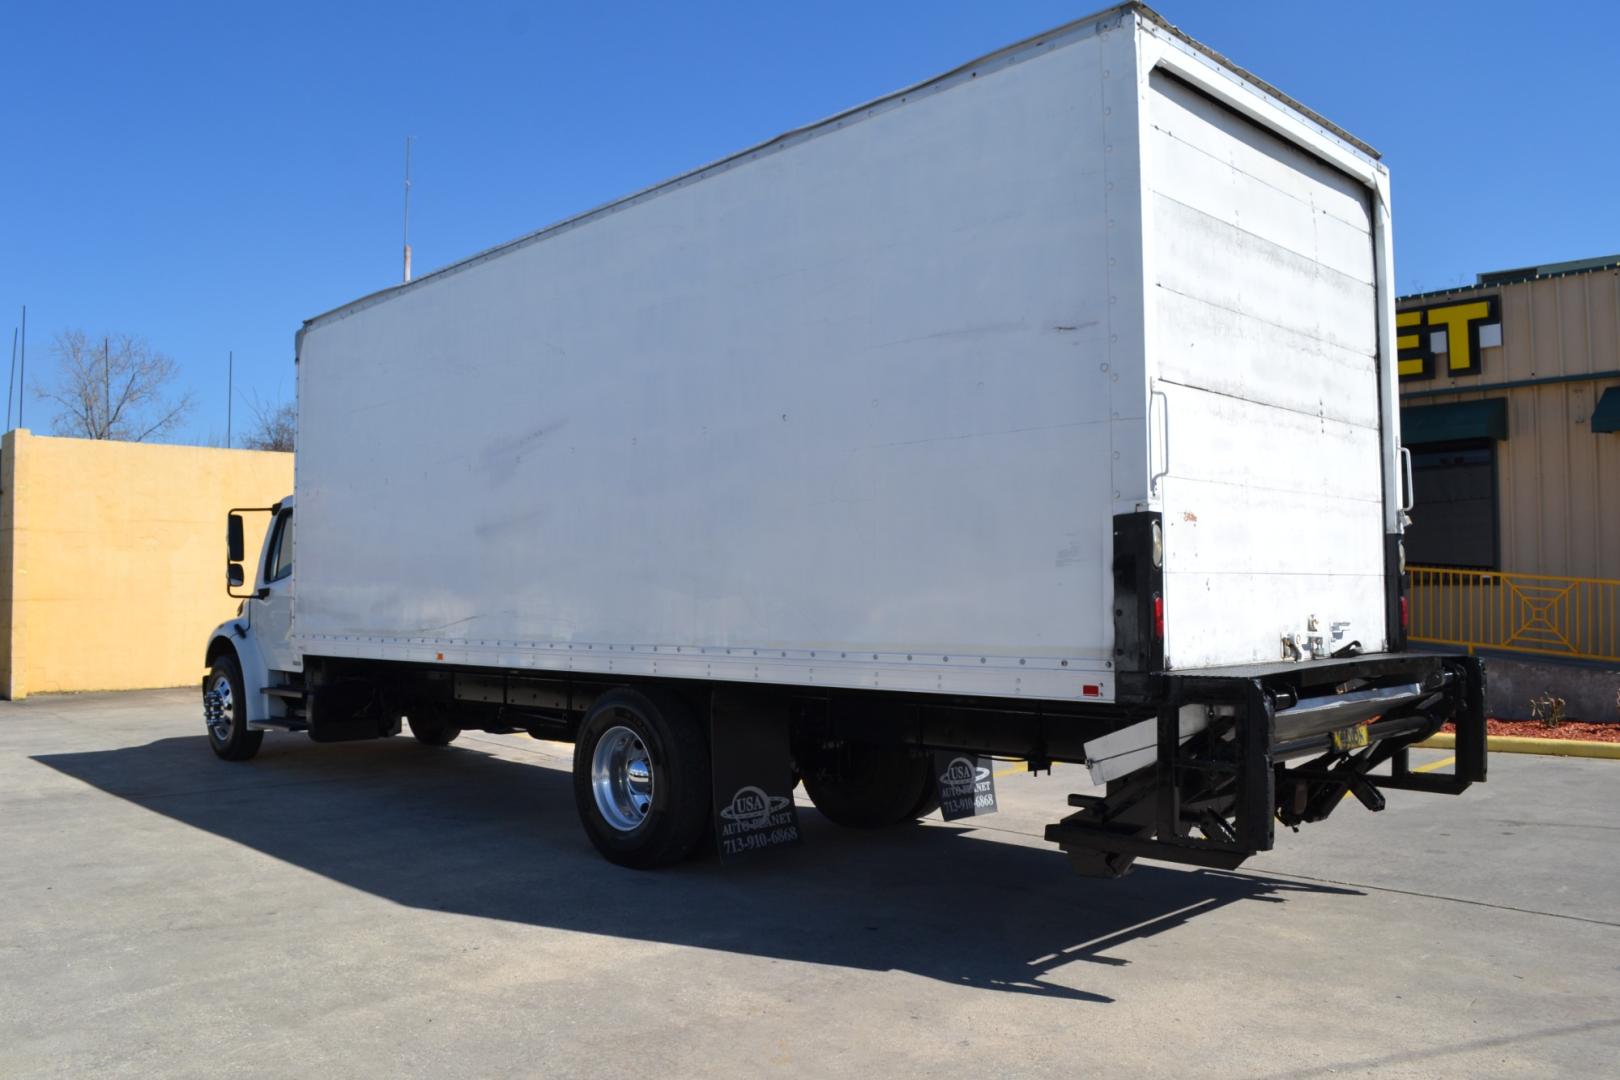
left=227, top=513, right=245, bottom=563
left=227, top=563, right=245, bottom=588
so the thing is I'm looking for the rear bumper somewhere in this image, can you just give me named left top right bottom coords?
left=1047, top=651, right=1486, bottom=876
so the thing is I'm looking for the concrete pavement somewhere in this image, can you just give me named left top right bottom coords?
left=2, top=688, right=1617, bottom=1078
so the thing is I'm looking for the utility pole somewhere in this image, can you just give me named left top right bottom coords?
left=227, top=350, right=233, bottom=448
left=103, top=336, right=112, bottom=439
left=403, top=135, right=415, bottom=283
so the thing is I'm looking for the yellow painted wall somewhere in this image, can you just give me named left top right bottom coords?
left=0, top=429, right=293, bottom=698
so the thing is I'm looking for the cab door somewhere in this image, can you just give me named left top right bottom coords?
left=254, top=507, right=299, bottom=676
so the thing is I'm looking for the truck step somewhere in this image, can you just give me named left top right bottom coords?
left=261, top=685, right=305, bottom=699
left=248, top=718, right=309, bottom=732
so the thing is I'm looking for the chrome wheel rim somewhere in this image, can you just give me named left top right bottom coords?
left=207, top=674, right=235, bottom=743
left=591, top=725, right=654, bottom=833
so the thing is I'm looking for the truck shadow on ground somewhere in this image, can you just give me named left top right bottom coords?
left=35, top=733, right=1359, bottom=1003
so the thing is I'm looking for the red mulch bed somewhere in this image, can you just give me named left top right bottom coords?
left=1441, top=719, right=1620, bottom=743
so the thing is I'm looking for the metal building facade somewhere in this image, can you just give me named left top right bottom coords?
left=1398, top=257, right=1620, bottom=580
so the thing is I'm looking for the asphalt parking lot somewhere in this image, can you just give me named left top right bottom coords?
left=3, top=689, right=1617, bottom=1078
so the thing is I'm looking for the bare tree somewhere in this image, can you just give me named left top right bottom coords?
left=37, top=329, right=194, bottom=441
left=242, top=395, right=296, bottom=452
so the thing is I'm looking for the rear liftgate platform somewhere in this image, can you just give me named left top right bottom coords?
left=1048, top=654, right=1487, bottom=878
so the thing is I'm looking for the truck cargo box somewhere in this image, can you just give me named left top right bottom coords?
left=294, top=3, right=1405, bottom=704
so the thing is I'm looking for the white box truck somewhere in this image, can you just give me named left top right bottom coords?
left=203, top=2, right=1485, bottom=875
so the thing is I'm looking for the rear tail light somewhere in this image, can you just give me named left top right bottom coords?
left=1399, top=595, right=1409, bottom=631
left=1153, top=593, right=1165, bottom=639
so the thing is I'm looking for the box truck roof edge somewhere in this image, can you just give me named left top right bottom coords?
left=294, top=2, right=1380, bottom=349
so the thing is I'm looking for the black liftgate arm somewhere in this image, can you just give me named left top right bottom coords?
left=1046, top=654, right=1487, bottom=877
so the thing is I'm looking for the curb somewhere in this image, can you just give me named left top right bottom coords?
left=1415, top=732, right=1620, bottom=760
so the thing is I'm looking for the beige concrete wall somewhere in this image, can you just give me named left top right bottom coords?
left=1399, top=266, right=1620, bottom=579
left=0, top=430, right=293, bottom=698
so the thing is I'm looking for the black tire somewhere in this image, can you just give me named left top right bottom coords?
left=800, top=740, right=933, bottom=828
left=908, top=768, right=942, bottom=820
left=408, top=711, right=461, bottom=747
left=572, top=687, right=711, bottom=869
left=204, top=652, right=264, bottom=761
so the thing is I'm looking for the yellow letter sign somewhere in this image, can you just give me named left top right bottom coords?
left=1396, top=296, right=1500, bottom=381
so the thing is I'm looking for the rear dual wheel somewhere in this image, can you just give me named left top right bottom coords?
left=799, top=740, right=937, bottom=828
left=573, top=688, right=711, bottom=869
left=408, top=709, right=461, bottom=747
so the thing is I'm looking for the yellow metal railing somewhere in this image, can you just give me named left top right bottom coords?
left=1408, top=566, right=1620, bottom=663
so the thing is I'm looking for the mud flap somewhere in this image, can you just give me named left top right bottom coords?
left=308, top=681, right=395, bottom=743
left=709, top=689, right=802, bottom=862
left=933, top=752, right=998, bottom=820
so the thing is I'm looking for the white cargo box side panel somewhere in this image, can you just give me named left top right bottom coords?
left=295, top=19, right=1142, bottom=701
left=1135, top=41, right=1392, bottom=670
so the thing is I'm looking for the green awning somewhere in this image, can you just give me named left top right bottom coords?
left=1593, top=387, right=1620, bottom=434
left=1400, top=398, right=1508, bottom=445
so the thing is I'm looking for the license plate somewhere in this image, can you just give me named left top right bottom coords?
left=1331, top=723, right=1370, bottom=752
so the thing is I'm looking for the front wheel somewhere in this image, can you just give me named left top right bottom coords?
left=204, top=653, right=263, bottom=761
left=572, top=688, right=711, bottom=869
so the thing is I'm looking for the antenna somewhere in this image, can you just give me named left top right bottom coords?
left=403, top=135, right=415, bottom=283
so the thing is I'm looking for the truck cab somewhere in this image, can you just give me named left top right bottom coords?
left=202, top=498, right=298, bottom=758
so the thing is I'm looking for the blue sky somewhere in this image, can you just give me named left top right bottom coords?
left=3, top=1, right=1616, bottom=445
